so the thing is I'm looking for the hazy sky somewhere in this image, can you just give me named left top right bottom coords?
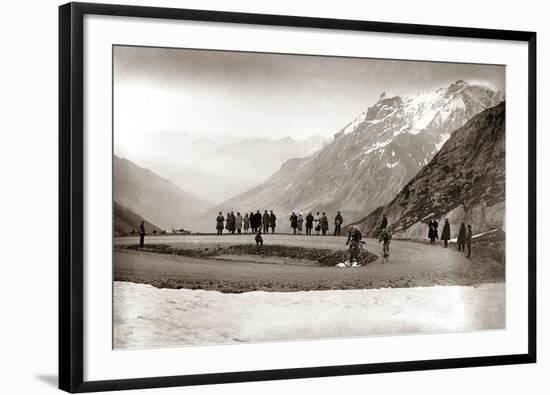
left=114, top=45, right=505, bottom=144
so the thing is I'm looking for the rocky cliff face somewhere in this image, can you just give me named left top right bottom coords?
left=196, top=81, right=504, bottom=232
left=354, top=101, right=505, bottom=240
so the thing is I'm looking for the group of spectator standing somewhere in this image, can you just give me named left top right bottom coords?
left=289, top=211, right=344, bottom=236
left=216, top=210, right=277, bottom=235
left=428, top=218, right=473, bottom=257
left=215, top=210, right=346, bottom=236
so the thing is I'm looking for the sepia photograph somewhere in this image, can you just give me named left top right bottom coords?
left=112, top=45, right=506, bottom=350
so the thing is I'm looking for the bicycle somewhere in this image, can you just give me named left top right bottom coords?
left=343, top=241, right=369, bottom=267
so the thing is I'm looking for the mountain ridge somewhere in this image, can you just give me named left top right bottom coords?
left=114, top=155, right=211, bottom=230
left=353, top=101, right=506, bottom=239
left=116, top=133, right=329, bottom=203
left=113, top=201, right=161, bottom=236
left=194, top=80, right=504, bottom=232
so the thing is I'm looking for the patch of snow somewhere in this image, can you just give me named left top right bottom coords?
left=421, top=213, right=434, bottom=221
left=114, top=282, right=505, bottom=349
left=435, top=132, right=451, bottom=151
left=341, top=112, right=366, bottom=135
left=413, top=108, right=437, bottom=132
left=386, top=161, right=399, bottom=169
left=473, top=229, right=498, bottom=239
left=393, top=123, right=411, bottom=136
left=364, top=138, right=393, bottom=154
left=366, top=107, right=398, bottom=126
left=284, top=183, right=293, bottom=191
left=335, top=260, right=362, bottom=267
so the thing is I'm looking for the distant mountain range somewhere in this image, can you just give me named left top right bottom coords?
left=194, top=81, right=504, bottom=231
left=354, top=101, right=506, bottom=239
left=115, top=133, right=328, bottom=203
left=113, top=201, right=161, bottom=236
left=114, top=156, right=210, bottom=230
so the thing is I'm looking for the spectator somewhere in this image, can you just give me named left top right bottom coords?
left=334, top=211, right=343, bottom=236
left=270, top=210, right=277, bottom=233
left=441, top=218, right=451, bottom=248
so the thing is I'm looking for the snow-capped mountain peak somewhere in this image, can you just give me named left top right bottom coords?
left=335, top=80, right=503, bottom=153
left=203, top=80, right=504, bottom=231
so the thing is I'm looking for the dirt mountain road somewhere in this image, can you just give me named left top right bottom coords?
left=114, top=234, right=503, bottom=292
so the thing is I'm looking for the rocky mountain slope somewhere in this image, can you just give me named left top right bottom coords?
left=114, top=156, right=211, bottom=230
left=354, top=101, right=505, bottom=240
left=113, top=201, right=161, bottom=237
left=196, top=81, right=504, bottom=232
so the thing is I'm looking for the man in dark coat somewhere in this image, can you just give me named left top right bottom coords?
left=225, top=213, right=231, bottom=231
left=254, top=211, right=262, bottom=234
left=289, top=212, right=298, bottom=235
left=250, top=211, right=256, bottom=233
left=270, top=210, right=277, bottom=233
left=334, top=211, right=343, bottom=236
left=321, top=212, right=329, bottom=235
left=262, top=210, right=270, bottom=234
left=216, top=212, right=224, bottom=235
left=228, top=212, right=236, bottom=234
left=428, top=219, right=439, bottom=243
left=139, top=221, right=146, bottom=247
left=441, top=218, right=451, bottom=247
left=465, top=224, right=473, bottom=258
left=457, top=222, right=467, bottom=251
left=305, top=212, right=314, bottom=235
left=380, top=214, right=388, bottom=231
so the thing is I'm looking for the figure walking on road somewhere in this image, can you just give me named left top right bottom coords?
left=255, top=228, right=263, bottom=248
left=457, top=222, right=466, bottom=251
left=139, top=221, right=146, bottom=247
left=216, top=212, right=224, bottom=235
left=441, top=218, right=451, bottom=248
left=334, top=211, right=343, bottom=236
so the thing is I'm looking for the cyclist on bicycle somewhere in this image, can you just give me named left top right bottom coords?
left=346, top=225, right=363, bottom=264
left=378, top=228, right=392, bottom=263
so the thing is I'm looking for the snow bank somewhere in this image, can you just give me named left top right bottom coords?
left=114, top=282, right=505, bottom=349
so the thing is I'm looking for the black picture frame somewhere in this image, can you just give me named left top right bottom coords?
left=59, top=2, right=537, bottom=393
